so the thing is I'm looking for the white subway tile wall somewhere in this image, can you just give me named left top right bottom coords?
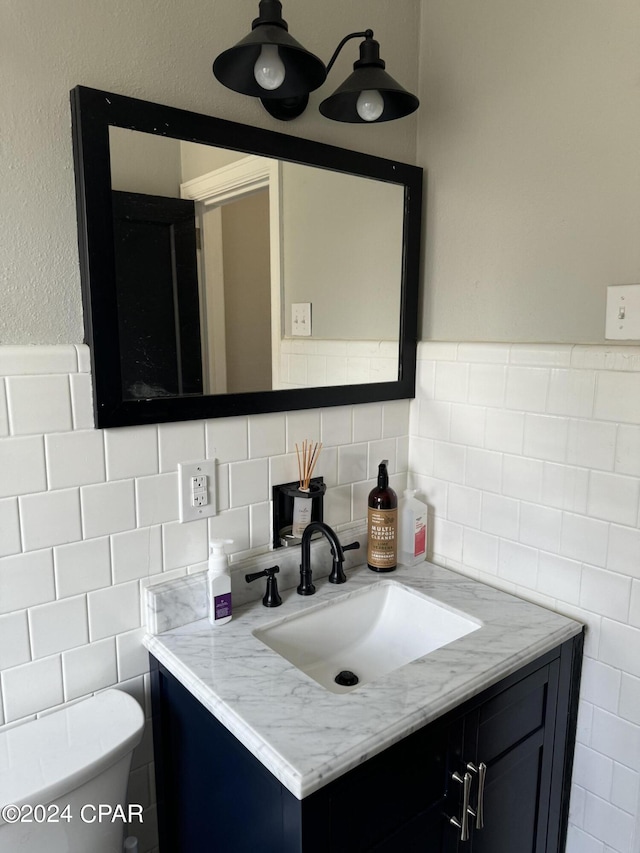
left=104, top=425, right=159, bottom=480
left=6, top=375, right=73, bottom=435
left=3, top=341, right=640, bottom=852
left=0, top=345, right=410, bottom=853
left=411, top=341, right=640, bottom=853
left=278, top=339, right=398, bottom=389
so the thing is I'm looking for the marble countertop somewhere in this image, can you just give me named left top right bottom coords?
left=144, top=560, right=582, bottom=799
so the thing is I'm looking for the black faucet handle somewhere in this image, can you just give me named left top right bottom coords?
left=245, top=566, right=278, bottom=583
left=327, top=539, right=360, bottom=558
left=245, top=565, right=282, bottom=607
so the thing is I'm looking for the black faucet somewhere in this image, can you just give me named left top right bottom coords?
left=297, top=521, right=360, bottom=596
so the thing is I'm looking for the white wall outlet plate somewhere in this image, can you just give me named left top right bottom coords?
left=292, top=302, right=312, bottom=336
left=178, top=460, right=217, bottom=522
left=605, top=284, right=640, bottom=340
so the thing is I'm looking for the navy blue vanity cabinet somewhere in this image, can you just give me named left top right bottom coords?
left=150, top=633, right=582, bottom=853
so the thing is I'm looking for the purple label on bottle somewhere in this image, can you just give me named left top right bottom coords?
left=214, top=592, right=232, bottom=620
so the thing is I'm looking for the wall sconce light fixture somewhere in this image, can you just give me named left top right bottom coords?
left=212, top=0, right=419, bottom=123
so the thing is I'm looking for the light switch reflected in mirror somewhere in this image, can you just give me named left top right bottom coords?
left=108, top=127, right=404, bottom=401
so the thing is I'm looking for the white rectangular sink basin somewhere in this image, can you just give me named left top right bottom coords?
left=253, top=580, right=481, bottom=693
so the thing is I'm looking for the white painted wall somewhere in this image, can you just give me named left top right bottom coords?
left=418, top=0, right=640, bottom=344
left=180, top=140, right=247, bottom=183
left=281, top=163, right=404, bottom=339
left=110, top=128, right=182, bottom=197
left=1, top=0, right=419, bottom=345
left=220, top=190, right=273, bottom=393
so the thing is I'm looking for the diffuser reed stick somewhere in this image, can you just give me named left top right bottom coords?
left=295, top=440, right=322, bottom=491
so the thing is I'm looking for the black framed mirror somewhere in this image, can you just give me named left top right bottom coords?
left=71, top=85, right=422, bottom=428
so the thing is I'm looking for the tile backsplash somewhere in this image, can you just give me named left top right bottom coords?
left=411, top=342, right=640, bottom=853
left=0, top=344, right=408, bottom=852
left=278, top=338, right=398, bottom=388
left=2, top=340, right=640, bottom=853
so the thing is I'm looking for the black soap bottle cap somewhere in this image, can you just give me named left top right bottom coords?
left=377, top=459, right=389, bottom=488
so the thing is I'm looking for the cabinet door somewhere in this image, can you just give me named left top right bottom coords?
left=369, top=800, right=449, bottom=852
left=468, top=730, right=545, bottom=853
left=464, top=661, right=560, bottom=853
left=153, top=664, right=292, bottom=853
left=325, top=716, right=462, bottom=852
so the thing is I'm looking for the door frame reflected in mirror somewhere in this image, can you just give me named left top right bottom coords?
left=179, top=155, right=283, bottom=395
left=71, top=85, right=422, bottom=427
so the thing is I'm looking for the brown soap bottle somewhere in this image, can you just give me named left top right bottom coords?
left=367, top=460, right=398, bottom=572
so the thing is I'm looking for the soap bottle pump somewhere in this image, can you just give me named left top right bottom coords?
left=207, top=539, right=233, bottom=626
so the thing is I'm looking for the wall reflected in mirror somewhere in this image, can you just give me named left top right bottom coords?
left=109, top=128, right=404, bottom=401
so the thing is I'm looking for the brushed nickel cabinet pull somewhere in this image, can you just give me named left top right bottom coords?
left=466, top=761, right=487, bottom=829
left=449, top=770, right=473, bottom=841
left=466, top=760, right=487, bottom=830
left=476, top=762, right=487, bottom=829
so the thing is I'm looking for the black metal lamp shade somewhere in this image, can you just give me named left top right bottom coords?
left=212, top=0, right=326, bottom=101
left=319, top=35, right=419, bottom=123
left=319, top=69, right=419, bottom=123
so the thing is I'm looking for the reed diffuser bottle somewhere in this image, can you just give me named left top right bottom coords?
left=292, top=440, right=322, bottom=538
left=367, top=459, right=397, bottom=572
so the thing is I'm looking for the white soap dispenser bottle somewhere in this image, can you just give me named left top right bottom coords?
left=207, top=539, right=233, bottom=626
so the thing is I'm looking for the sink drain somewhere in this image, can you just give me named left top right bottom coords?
left=335, top=670, right=359, bottom=687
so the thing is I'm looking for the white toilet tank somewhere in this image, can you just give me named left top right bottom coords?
left=0, top=689, right=145, bottom=853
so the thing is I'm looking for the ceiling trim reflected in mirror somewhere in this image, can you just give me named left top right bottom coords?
left=70, top=85, right=422, bottom=428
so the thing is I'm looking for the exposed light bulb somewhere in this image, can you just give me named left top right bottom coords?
left=254, top=44, right=286, bottom=91
left=356, top=89, right=384, bottom=122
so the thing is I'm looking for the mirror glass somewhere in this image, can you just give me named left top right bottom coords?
left=109, top=127, right=404, bottom=400
left=71, top=86, right=422, bottom=427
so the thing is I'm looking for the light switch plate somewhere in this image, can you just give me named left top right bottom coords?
left=179, top=460, right=217, bottom=522
left=605, top=284, right=640, bottom=340
left=292, top=302, right=312, bottom=336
